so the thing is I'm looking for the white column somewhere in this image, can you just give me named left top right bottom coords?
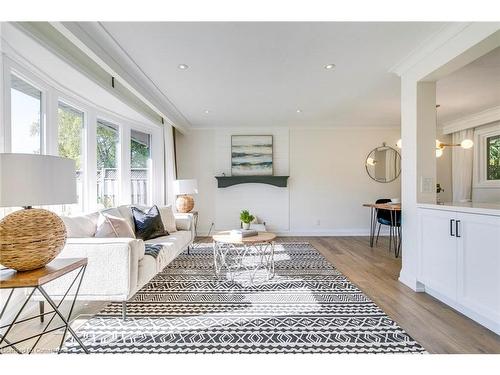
left=416, top=82, right=437, bottom=204
left=399, top=79, right=436, bottom=291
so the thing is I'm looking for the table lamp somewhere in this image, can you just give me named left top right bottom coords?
left=0, top=154, right=77, bottom=271
left=173, top=179, right=198, bottom=213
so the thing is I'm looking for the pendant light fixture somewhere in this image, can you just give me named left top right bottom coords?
left=396, top=105, right=473, bottom=157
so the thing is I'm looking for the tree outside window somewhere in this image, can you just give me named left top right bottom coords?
left=58, top=102, right=84, bottom=214
left=96, top=121, right=119, bottom=208
left=487, top=135, right=500, bottom=180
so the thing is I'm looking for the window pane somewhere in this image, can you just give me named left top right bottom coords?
left=58, top=102, right=84, bottom=214
left=10, top=74, right=42, bottom=154
left=97, top=120, right=119, bottom=208
left=487, top=135, right=500, bottom=180
left=131, top=129, right=151, bottom=205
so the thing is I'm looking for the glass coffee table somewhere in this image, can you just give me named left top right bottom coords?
left=212, top=231, right=276, bottom=282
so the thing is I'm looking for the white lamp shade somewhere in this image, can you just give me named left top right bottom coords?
left=173, top=179, right=198, bottom=195
left=0, top=153, right=77, bottom=207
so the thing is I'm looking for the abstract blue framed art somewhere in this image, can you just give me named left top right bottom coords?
left=231, top=135, right=273, bottom=176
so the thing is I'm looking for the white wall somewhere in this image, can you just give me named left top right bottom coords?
left=176, top=127, right=401, bottom=235
left=289, top=128, right=401, bottom=234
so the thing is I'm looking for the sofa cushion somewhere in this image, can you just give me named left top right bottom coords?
left=94, top=214, right=115, bottom=238
left=61, top=212, right=99, bottom=238
left=118, top=205, right=148, bottom=237
left=95, top=210, right=135, bottom=238
left=158, top=205, right=177, bottom=233
left=145, top=230, right=192, bottom=271
left=132, top=205, right=168, bottom=241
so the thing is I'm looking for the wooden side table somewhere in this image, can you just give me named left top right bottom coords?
left=0, top=258, right=89, bottom=354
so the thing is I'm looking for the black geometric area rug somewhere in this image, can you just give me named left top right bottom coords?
left=63, top=242, right=426, bottom=354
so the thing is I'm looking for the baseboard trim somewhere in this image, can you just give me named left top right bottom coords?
left=196, top=228, right=392, bottom=237
left=425, top=287, right=500, bottom=335
left=398, top=272, right=425, bottom=292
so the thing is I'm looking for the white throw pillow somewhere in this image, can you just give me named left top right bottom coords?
left=95, top=209, right=135, bottom=238
left=158, top=205, right=177, bottom=233
left=61, top=213, right=99, bottom=238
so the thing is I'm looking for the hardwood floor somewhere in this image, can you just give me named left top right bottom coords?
left=3, top=236, right=499, bottom=354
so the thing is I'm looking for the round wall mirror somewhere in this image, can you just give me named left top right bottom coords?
left=365, top=144, right=401, bottom=183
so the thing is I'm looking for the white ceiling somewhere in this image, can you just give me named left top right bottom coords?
left=437, top=46, right=500, bottom=124
left=100, top=22, right=449, bottom=128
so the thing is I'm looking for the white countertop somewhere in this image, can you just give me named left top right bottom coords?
left=417, top=202, right=500, bottom=216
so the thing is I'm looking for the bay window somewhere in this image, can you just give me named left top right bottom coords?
left=3, top=60, right=163, bottom=215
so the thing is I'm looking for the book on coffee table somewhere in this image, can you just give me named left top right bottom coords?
left=230, top=229, right=258, bottom=238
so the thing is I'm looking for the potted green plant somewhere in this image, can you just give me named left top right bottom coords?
left=240, top=210, right=255, bottom=230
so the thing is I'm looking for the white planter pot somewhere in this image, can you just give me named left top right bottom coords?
left=242, top=222, right=250, bottom=230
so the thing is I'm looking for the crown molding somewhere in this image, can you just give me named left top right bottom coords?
left=389, top=23, right=471, bottom=77
left=54, top=22, right=191, bottom=133
left=442, top=105, right=500, bottom=134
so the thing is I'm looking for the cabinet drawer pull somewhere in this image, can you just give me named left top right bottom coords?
left=450, top=219, right=455, bottom=237
left=456, top=220, right=461, bottom=238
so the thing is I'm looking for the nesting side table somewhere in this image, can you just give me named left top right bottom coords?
left=0, top=258, right=89, bottom=354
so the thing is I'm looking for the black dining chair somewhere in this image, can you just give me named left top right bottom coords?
left=375, top=198, right=401, bottom=253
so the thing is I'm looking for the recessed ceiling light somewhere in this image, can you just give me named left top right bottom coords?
left=324, top=64, right=336, bottom=70
left=204, top=110, right=210, bottom=114
left=296, top=109, right=302, bottom=113
left=178, top=64, right=189, bottom=70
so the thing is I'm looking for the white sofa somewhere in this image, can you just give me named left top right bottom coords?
left=41, top=205, right=194, bottom=318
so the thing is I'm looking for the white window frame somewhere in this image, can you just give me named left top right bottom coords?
left=473, top=121, right=500, bottom=189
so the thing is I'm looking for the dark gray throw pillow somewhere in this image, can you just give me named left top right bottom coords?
left=131, top=205, right=169, bottom=241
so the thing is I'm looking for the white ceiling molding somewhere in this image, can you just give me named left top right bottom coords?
left=57, top=22, right=191, bottom=134
left=13, top=22, right=168, bottom=129
left=442, top=105, right=500, bottom=134
left=390, top=23, right=500, bottom=82
left=389, top=23, right=470, bottom=77
left=12, top=22, right=190, bottom=133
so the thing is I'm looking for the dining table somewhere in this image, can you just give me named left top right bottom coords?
left=363, top=202, right=402, bottom=257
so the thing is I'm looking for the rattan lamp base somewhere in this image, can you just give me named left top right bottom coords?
left=0, top=208, right=67, bottom=271
left=175, top=195, right=195, bottom=213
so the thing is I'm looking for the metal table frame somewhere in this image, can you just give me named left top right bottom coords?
left=0, top=263, right=89, bottom=354
left=213, top=240, right=275, bottom=283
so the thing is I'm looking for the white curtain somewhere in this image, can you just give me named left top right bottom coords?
left=452, top=129, right=474, bottom=202
left=163, top=124, right=177, bottom=206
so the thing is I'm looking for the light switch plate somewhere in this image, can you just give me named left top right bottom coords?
left=421, top=177, right=434, bottom=193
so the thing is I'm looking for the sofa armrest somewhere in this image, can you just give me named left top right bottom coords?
left=65, top=237, right=145, bottom=260
left=174, top=213, right=195, bottom=242
left=42, top=237, right=145, bottom=301
left=174, top=213, right=193, bottom=231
